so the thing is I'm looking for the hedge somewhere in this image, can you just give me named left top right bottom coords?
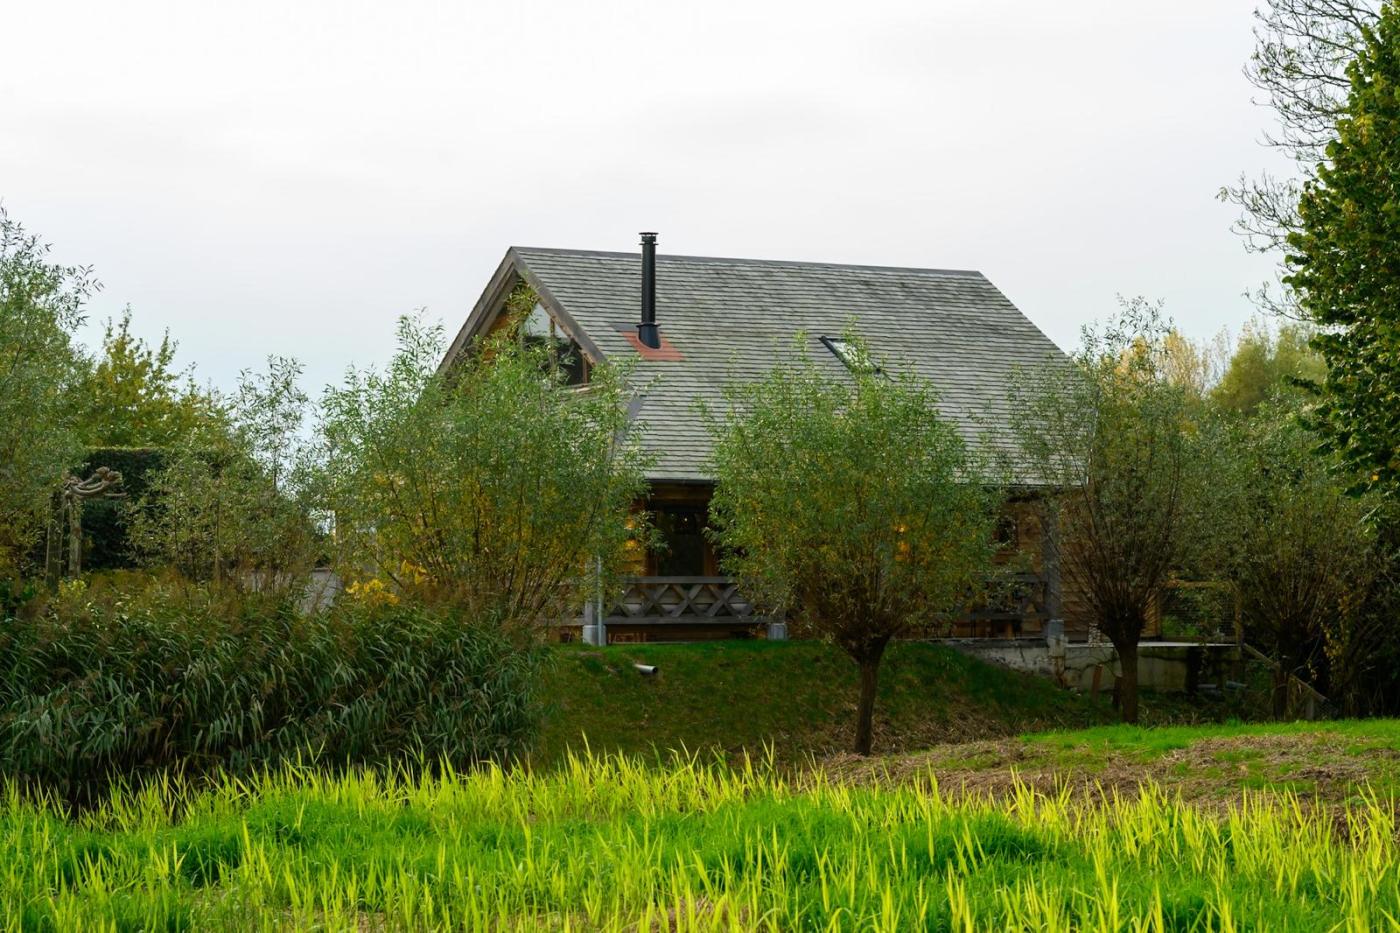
left=74, top=447, right=165, bottom=571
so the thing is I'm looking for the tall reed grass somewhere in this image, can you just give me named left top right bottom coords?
left=2, top=749, right=1396, bottom=930
left=0, top=581, right=543, bottom=805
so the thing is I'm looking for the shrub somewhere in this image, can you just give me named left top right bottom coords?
left=0, top=579, right=543, bottom=804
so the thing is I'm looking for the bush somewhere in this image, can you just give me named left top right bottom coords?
left=0, top=580, right=544, bottom=803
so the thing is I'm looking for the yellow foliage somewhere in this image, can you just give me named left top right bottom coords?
left=346, top=577, right=399, bottom=606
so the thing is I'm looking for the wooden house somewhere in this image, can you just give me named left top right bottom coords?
left=442, top=234, right=1094, bottom=642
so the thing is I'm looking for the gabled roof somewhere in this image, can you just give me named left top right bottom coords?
left=445, top=246, right=1068, bottom=483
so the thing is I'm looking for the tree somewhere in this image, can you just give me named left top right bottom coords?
left=0, top=208, right=92, bottom=577
left=1208, top=401, right=1375, bottom=716
left=708, top=339, right=995, bottom=755
left=1006, top=301, right=1210, bottom=723
left=319, top=313, right=648, bottom=626
left=1211, top=320, right=1326, bottom=415
left=1285, top=4, right=1400, bottom=498
left=75, top=309, right=214, bottom=448
left=126, top=357, right=318, bottom=590
left=1222, top=0, right=1378, bottom=316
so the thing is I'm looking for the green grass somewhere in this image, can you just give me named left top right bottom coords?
left=534, top=641, right=1148, bottom=766
left=860, top=718, right=1400, bottom=806
left=5, top=723, right=1400, bottom=930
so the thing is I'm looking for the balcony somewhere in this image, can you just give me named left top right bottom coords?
left=598, top=576, right=766, bottom=627
left=577, top=572, right=1051, bottom=638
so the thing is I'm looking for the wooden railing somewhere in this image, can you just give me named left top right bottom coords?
left=952, top=572, right=1051, bottom=639
left=601, top=576, right=766, bottom=626
left=587, top=572, right=1051, bottom=637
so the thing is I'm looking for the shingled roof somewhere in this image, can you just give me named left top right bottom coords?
left=445, top=246, right=1068, bottom=483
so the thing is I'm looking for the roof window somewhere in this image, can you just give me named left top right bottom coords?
left=820, top=336, right=878, bottom=373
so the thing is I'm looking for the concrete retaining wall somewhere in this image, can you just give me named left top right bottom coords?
left=946, top=639, right=1242, bottom=693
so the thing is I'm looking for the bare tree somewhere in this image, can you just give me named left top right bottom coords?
left=1222, top=0, right=1377, bottom=314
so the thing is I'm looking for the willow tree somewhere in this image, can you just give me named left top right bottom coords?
left=1209, top=401, right=1376, bottom=717
left=1007, top=301, right=1211, bottom=723
left=320, top=314, right=649, bottom=627
left=125, top=357, right=319, bottom=591
left=0, top=209, right=92, bottom=580
left=708, top=339, right=995, bottom=756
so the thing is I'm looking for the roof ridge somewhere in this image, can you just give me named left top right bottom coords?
left=510, top=246, right=985, bottom=278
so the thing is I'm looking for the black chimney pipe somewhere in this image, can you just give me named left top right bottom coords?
left=637, top=232, right=660, bottom=349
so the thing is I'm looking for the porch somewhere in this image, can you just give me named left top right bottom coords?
left=568, top=571, right=1067, bottom=644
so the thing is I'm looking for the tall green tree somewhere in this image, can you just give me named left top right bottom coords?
left=1286, top=3, right=1400, bottom=497
left=0, top=208, right=92, bottom=577
left=1007, top=301, right=1212, bottom=723
left=319, top=314, right=649, bottom=626
left=76, top=309, right=215, bottom=448
left=708, top=338, right=995, bottom=756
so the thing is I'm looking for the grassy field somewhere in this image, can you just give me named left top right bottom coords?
left=835, top=718, right=1400, bottom=807
left=533, top=641, right=1245, bottom=766
left=7, top=720, right=1400, bottom=930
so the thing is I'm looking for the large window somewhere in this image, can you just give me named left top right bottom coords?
left=522, top=302, right=589, bottom=386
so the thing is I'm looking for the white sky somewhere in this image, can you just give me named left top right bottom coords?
left=2, top=0, right=1287, bottom=395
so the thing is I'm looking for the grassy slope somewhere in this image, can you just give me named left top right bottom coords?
left=532, top=640, right=1242, bottom=767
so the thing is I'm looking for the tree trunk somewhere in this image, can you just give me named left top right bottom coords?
left=852, top=642, right=888, bottom=757
left=1117, top=642, right=1140, bottom=724
left=1271, top=665, right=1290, bottom=720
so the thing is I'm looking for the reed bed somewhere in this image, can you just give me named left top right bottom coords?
left=2, top=750, right=1397, bottom=931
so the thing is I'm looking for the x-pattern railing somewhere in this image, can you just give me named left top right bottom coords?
left=599, top=572, right=1050, bottom=635
left=607, top=576, right=760, bottom=624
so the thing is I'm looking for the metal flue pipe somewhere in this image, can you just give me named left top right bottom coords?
left=637, top=232, right=660, bottom=348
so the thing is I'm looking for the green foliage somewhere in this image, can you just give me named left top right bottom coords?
left=320, top=313, right=649, bottom=623
left=1286, top=3, right=1400, bottom=498
left=1007, top=300, right=1213, bottom=723
left=0, top=578, right=543, bottom=805
left=0, top=208, right=92, bottom=576
left=708, top=336, right=996, bottom=754
left=1206, top=402, right=1378, bottom=715
left=1210, top=320, right=1326, bottom=415
left=2, top=728, right=1400, bottom=928
left=75, top=309, right=216, bottom=448
left=125, top=357, right=319, bottom=589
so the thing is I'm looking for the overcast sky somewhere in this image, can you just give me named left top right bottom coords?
left=3, top=0, right=1287, bottom=395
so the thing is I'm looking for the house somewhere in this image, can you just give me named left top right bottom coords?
left=442, top=234, right=1090, bottom=644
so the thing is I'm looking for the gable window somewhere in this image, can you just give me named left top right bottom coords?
left=522, top=302, right=589, bottom=386
left=819, top=335, right=878, bottom=373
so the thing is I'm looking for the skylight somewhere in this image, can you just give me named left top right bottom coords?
left=820, top=336, right=878, bottom=373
